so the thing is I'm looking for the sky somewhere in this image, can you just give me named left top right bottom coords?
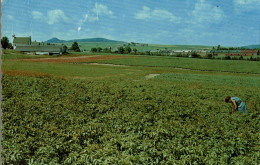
left=1, top=0, right=260, bottom=46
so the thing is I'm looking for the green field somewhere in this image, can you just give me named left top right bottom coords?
left=62, top=42, right=212, bottom=52
left=86, top=56, right=260, bottom=74
left=1, top=50, right=260, bottom=164
left=64, top=42, right=125, bottom=51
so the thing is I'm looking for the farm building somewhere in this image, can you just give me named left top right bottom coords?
left=12, top=34, right=67, bottom=55
left=241, top=50, right=258, bottom=56
left=12, top=36, right=32, bottom=49
left=225, top=50, right=242, bottom=56
left=171, top=50, right=193, bottom=55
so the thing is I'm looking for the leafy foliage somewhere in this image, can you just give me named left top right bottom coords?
left=118, top=46, right=124, bottom=54
left=124, top=46, right=132, bottom=54
left=1, top=36, right=10, bottom=49
left=72, top=41, right=80, bottom=52
left=133, top=48, right=138, bottom=54
left=97, top=47, right=102, bottom=53
left=91, top=47, right=97, bottom=52
left=2, top=75, right=259, bottom=164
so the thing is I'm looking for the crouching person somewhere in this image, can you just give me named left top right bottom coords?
left=225, top=96, right=246, bottom=114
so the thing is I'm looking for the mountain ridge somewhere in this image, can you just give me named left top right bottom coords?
left=45, top=37, right=125, bottom=43
left=45, top=37, right=260, bottom=49
left=241, top=44, right=260, bottom=49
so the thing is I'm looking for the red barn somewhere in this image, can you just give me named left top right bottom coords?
left=241, top=50, right=258, bottom=56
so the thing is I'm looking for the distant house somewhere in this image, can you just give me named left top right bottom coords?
left=12, top=34, right=67, bottom=55
left=31, top=40, right=41, bottom=46
left=225, top=50, right=259, bottom=56
left=225, top=50, right=241, bottom=56
left=210, top=49, right=258, bottom=56
left=127, top=42, right=148, bottom=47
left=241, top=50, right=258, bottom=56
left=173, top=50, right=192, bottom=54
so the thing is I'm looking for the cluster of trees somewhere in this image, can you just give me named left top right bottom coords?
left=1, top=36, right=13, bottom=49
left=91, top=47, right=111, bottom=53
left=124, top=42, right=148, bottom=47
left=90, top=46, right=138, bottom=54
left=117, top=46, right=132, bottom=54
left=212, top=45, right=258, bottom=50
left=71, top=41, right=80, bottom=52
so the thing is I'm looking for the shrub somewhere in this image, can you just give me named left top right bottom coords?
left=118, top=46, right=124, bottom=54
left=191, top=52, right=201, bottom=58
left=206, top=54, right=213, bottom=59
left=231, top=57, right=238, bottom=60
left=72, top=41, right=80, bottom=52
left=124, top=46, right=132, bottom=54
left=133, top=48, right=138, bottom=55
left=224, top=56, right=231, bottom=60
left=97, top=47, right=102, bottom=53
left=103, top=48, right=110, bottom=53
left=91, top=48, right=97, bottom=53
left=145, top=51, right=151, bottom=55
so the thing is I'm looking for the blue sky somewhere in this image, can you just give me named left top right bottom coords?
left=1, top=0, right=260, bottom=46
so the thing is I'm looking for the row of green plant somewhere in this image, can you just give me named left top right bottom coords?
left=222, top=55, right=260, bottom=61
left=175, top=53, right=260, bottom=61
left=2, top=72, right=259, bottom=164
left=87, top=55, right=260, bottom=74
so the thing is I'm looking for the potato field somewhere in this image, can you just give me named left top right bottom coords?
left=1, top=51, right=260, bottom=164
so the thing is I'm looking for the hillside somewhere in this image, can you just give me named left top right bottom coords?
left=241, top=44, right=260, bottom=49
left=45, top=37, right=125, bottom=43
left=45, top=37, right=66, bottom=43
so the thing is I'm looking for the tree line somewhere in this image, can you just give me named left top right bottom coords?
left=213, top=44, right=260, bottom=50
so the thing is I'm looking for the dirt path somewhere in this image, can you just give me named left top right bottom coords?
left=145, top=74, right=160, bottom=79
left=16, top=55, right=135, bottom=63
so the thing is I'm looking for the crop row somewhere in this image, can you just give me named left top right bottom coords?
left=1, top=75, right=259, bottom=164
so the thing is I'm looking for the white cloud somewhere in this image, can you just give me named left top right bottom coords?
left=234, top=0, right=260, bottom=5
left=233, top=0, right=260, bottom=11
left=32, top=9, right=69, bottom=25
left=47, top=9, right=69, bottom=24
left=90, top=3, right=115, bottom=22
left=77, top=3, right=115, bottom=31
left=135, top=6, right=180, bottom=23
left=135, top=6, right=151, bottom=20
left=191, top=0, right=225, bottom=23
left=77, top=2, right=114, bottom=31
left=7, top=15, right=14, bottom=20
left=32, top=11, right=43, bottom=19
left=92, top=3, right=113, bottom=16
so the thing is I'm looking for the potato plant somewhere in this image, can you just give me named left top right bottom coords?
left=1, top=75, right=259, bottom=164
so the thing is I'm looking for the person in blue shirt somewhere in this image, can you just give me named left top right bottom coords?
left=225, top=96, right=246, bottom=114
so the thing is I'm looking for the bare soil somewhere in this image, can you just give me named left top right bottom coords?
left=16, top=55, right=136, bottom=63
left=2, top=70, right=53, bottom=78
left=85, top=63, right=128, bottom=67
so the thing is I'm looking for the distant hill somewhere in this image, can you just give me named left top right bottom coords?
left=241, top=44, right=260, bottom=49
left=45, top=37, right=125, bottom=43
left=45, top=37, right=66, bottom=43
